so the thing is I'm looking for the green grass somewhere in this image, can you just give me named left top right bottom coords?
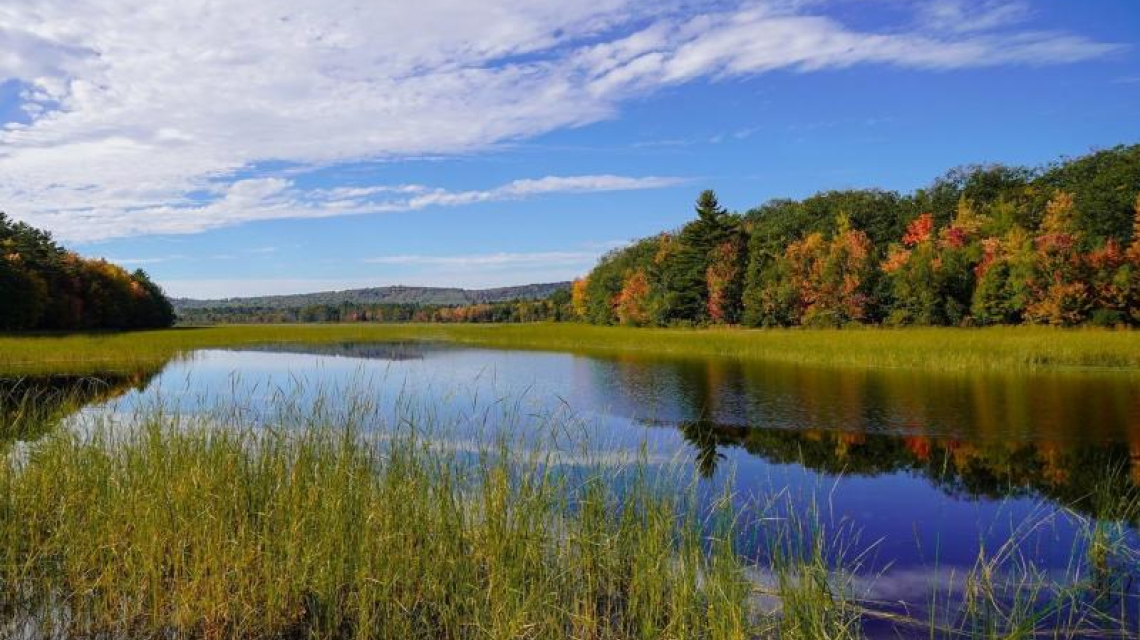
left=0, top=392, right=1136, bottom=639
left=0, top=400, right=768, bottom=639
left=2, top=323, right=1140, bottom=376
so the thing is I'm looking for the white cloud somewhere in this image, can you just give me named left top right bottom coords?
left=400, top=175, right=687, bottom=209
left=0, top=0, right=1123, bottom=241
left=918, top=0, right=1031, bottom=34
left=25, top=173, right=683, bottom=241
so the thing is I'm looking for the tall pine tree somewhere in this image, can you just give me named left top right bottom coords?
left=659, top=190, right=732, bottom=324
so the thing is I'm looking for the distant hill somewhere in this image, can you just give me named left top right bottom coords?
left=173, top=282, right=571, bottom=311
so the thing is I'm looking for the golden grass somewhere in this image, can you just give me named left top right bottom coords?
left=1, top=323, right=1139, bottom=376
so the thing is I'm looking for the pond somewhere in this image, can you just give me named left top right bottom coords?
left=3, top=341, right=1139, bottom=634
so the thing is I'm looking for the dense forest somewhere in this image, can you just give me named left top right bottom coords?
left=0, top=213, right=175, bottom=331
left=577, top=145, right=1140, bottom=328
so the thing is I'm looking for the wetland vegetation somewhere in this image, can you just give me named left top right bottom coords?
left=0, top=339, right=1138, bottom=638
left=0, top=386, right=1137, bottom=639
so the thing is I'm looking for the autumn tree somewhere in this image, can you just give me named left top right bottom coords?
left=616, top=269, right=652, bottom=326
left=751, top=215, right=875, bottom=327
left=971, top=228, right=1036, bottom=325
left=750, top=231, right=822, bottom=326
left=706, top=234, right=746, bottom=324
left=570, top=277, right=589, bottom=319
left=1024, top=192, right=1090, bottom=325
left=803, top=214, right=875, bottom=326
left=1083, top=194, right=1140, bottom=325
left=882, top=213, right=943, bottom=324
left=584, top=236, right=662, bottom=325
left=884, top=201, right=983, bottom=326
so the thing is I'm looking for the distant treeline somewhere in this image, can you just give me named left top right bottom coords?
left=177, top=291, right=575, bottom=325
left=576, top=145, right=1140, bottom=328
left=173, top=282, right=571, bottom=311
left=0, top=213, right=174, bottom=331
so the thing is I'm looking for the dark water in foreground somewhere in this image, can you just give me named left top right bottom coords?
left=3, top=342, right=1139, bottom=633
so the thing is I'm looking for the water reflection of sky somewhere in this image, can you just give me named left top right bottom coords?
left=14, top=342, right=1140, bottom=633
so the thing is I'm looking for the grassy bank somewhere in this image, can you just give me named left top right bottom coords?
left=2, top=323, right=1140, bottom=376
left=0, top=396, right=1136, bottom=639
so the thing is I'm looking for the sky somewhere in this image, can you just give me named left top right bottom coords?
left=1, top=0, right=1138, bottom=299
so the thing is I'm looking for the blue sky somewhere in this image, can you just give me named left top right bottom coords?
left=1, top=0, right=1138, bottom=298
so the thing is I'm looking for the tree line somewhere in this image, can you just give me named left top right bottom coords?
left=177, top=290, right=575, bottom=325
left=0, top=213, right=175, bottom=331
left=575, top=145, right=1140, bottom=327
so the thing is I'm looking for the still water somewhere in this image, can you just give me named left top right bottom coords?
left=4, top=341, right=1139, bottom=627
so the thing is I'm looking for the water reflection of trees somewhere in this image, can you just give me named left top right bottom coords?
left=0, top=369, right=162, bottom=446
left=673, top=419, right=1139, bottom=519
left=585, top=352, right=1140, bottom=518
left=679, top=420, right=727, bottom=479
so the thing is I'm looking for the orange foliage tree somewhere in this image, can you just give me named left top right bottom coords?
left=754, top=215, right=875, bottom=327
left=804, top=215, right=874, bottom=326
left=705, top=236, right=745, bottom=324
left=1025, top=192, right=1090, bottom=325
left=615, top=269, right=652, bottom=326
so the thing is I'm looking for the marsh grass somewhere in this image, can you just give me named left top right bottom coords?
left=2, top=323, right=1140, bottom=376
left=0, top=393, right=764, bottom=639
left=757, top=498, right=870, bottom=640
left=945, top=507, right=1140, bottom=640
left=0, top=387, right=1136, bottom=639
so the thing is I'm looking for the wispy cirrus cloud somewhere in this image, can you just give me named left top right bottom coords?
left=30, top=173, right=684, bottom=241
left=391, top=175, right=687, bottom=209
left=0, top=0, right=1124, bottom=242
left=916, top=0, right=1031, bottom=34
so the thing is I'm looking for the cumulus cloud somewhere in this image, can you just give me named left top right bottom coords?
left=0, top=0, right=1123, bottom=241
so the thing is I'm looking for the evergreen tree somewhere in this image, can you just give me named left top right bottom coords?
left=659, top=190, right=732, bottom=324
